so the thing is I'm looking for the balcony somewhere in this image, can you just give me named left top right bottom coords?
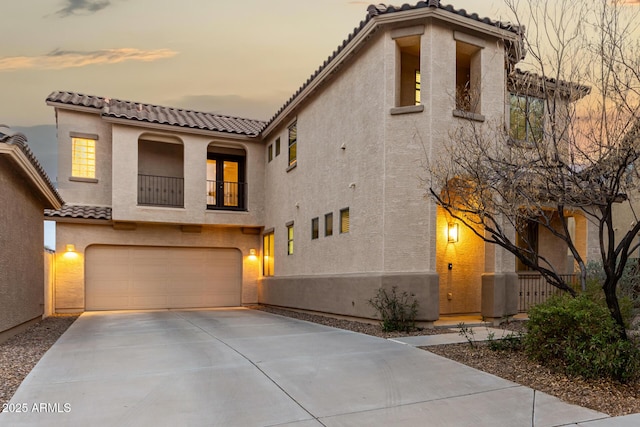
left=138, top=174, right=184, bottom=208
left=206, top=180, right=247, bottom=211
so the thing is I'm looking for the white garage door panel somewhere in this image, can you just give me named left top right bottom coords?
left=86, top=246, right=242, bottom=310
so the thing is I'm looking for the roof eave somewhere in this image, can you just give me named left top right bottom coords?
left=45, top=100, right=102, bottom=115
left=0, top=144, right=63, bottom=209
left=101, top=115, right=260, bottom=141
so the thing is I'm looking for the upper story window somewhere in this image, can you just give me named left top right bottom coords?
left=71, top=137, right=96, bottom=179
left=268, top=144, right=273, bottom=162
left=275, top=137, right=281, bottom=157
left=510, top=94, right=544, bottom=144
left=453, top=32, right=485, bottom=118
left=288, top=122, right=297, bottom=168
left=396, top=34, right=421, bottom=108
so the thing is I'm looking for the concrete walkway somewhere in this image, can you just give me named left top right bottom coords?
left=0, top=308, right=637, bottom=426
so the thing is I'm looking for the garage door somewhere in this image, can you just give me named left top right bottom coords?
left=85, top=245, right=242, bottom=310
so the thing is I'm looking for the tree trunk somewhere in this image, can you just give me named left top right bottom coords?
left=603, top=281, right=628, bottom=341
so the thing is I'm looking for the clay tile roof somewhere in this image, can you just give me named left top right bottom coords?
left=46, top=91, right=266, bottom=137
left=44, top=204, right=112, bottom=220
left=0, top=127, right=64, bottom=206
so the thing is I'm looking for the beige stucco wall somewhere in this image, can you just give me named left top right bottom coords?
left=56, top=109, right=112, bottom=206
left=54, top=221, right=261, bottom=312
left=110, top=124, right=264, bottom=226
left=0, top=158, right=45, bottom=335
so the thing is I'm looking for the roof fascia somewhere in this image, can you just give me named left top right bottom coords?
left=0, top=144, right=63, bottom=209
left=101, top=116, right=259, bottom=142
left=45, top=101, right=101, bottom=115
left=261, top=8, right=519, bottom=138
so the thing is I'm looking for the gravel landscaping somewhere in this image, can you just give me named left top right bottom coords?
left=0, top=316, right=77, bottom=408
left=2, top=308, right=639, bottom=417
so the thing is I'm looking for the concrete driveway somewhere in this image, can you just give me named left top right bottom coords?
left=0, top=308, right=628, bottom=426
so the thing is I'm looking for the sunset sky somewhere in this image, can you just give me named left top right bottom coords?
left=1, top=0, right=507, bottom=127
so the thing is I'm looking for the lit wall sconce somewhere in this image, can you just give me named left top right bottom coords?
left=249, top=248, right=256, bottom=256
left=447, top=223, right=459, bottom=243
left=66, top=244, right=76, bottom=253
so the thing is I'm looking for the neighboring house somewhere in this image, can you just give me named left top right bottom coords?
left=44, top=1, right=597, bottom=323
left=0, top=127, right=63, bottom=343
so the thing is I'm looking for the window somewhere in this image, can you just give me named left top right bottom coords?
left=275, top=137, right=281, bottom=157
left=72, top=137, right=96, bottom=178
left=455, top=41, right=482, bottom=113
left=311, top=217, right=319, bottom=240
left=395, top=35, right=421, bottom=107
left=340, top=208, right=349, bottom=234
left=263, top=232, right=274, bottom=276
left=268, top=144, right=273, bottom=162
left=286, top=222, right=294, bottom=255
left=325, top=213, right=333, bottom=237
left=510, top=94, right=544, bottom=144
left=206, top=152, right=246, bottom=210
left=415, top=69, right=421, bottom=105
left=288, top=122, right=297, bottom=167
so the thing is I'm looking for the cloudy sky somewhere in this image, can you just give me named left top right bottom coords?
left=1, top=0, right=509, bottom=127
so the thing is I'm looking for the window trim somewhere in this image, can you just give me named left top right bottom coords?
left=325, top=213, right=333, bottom=237
left=286, top=221, right=294, bottom=255
left=71, top=136, right=97, bottom=179
left=339, top=208, right=350, bottom=234
left=288, top=121, right=297, bottom=169
left=263, top=231, right=275, bottom=277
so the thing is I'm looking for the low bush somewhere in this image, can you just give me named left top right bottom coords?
left=368, top=286, right=419, bottom=332
left=524, top=294, right=640, bottom=383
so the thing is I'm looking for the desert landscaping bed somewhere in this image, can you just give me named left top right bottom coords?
left=0, top=316, right=77, bottom=408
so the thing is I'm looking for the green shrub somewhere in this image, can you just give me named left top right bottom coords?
left=524, top=294, right=640, bottom=382
left=368, top=286, right=419, bottom=332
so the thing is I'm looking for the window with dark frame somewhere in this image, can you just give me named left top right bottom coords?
left=325, top=213, right=333, bottom=236
left=340, top=208, right=349, bottom=234
left=286, top=222, right=294, bottom=255
left=288, top=122, right=297, bottom=167
left=311, top=217, right=319, bottom=240
left=268, top=144, right=273, bottom=162
left=263, top=232, right=274, bottom=276
left=275, top=137, right=281, bottom=156
left=510, top=93, right=544, bottom=144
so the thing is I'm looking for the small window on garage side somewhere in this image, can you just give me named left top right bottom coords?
left=263, top=231, right=274, bottom=276
left=325, top=213, right=333, bottom=237
left=286, top=221, right=294, bottom=255
left=311, top=217, right=319, bottom=240
left=340, top=208, right=349, bottom=234
left=275, top=137, right=281, bottom=157
left=268, top=144, right=273, bottom=162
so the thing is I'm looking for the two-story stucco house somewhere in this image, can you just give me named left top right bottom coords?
left=45, top=2, right=595, bottom=323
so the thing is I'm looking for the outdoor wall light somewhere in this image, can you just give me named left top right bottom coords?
left=65, top=244, right=76, bottom=253
left=249, top=248, right=257, bottom=256
left=448, top=223, right=459, bottom=243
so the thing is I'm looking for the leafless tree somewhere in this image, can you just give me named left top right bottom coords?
left=428, top=0, right=640, bottom=338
